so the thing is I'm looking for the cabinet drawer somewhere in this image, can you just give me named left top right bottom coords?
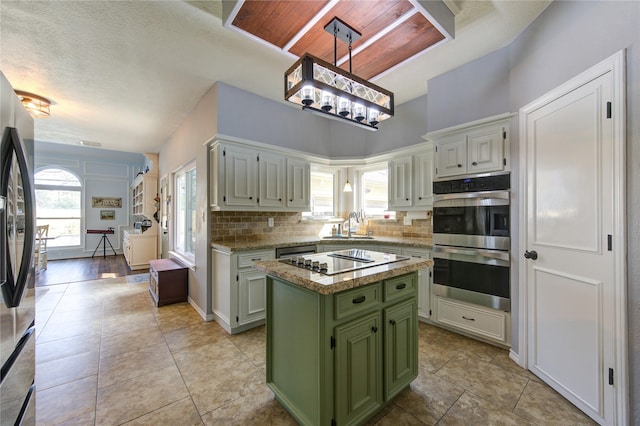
left=435, top=297, right=507, bottom=342
left=335, top=283, right=381, bottom=321
left=237, top=251, right=274, bottom=268
left=384, top=274, right=417, bottom=302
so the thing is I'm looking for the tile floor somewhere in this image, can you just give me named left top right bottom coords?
left=34, top=276, right=597, bottom=425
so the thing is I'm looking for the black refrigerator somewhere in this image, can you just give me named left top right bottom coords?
left=0, top=72, right=36, bottom=424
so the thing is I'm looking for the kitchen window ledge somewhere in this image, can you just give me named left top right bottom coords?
left=168, top=251, right=196, bottom=271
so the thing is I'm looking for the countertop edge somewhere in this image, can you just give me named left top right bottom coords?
left=211, top=236, right=432, bottom=253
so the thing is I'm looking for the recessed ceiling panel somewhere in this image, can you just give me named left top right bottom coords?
left=351, top=12, right=445, bottom=80
left=288, top=0, right=414, bottom=63
left=232, top=1, right=329, bottom=49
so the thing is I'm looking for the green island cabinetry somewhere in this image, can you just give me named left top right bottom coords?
left=266, top=272, right=418, bottom=426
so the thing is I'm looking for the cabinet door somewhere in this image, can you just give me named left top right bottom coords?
left=468, top=126, right=505, bottom=173
left=130, top=236, right=157, bottom=266
left=224, top=146, right=258, bottom=207
left=402, top=248, right=431, bottom=319
left=335, top=312, right=382, bottom=426
left=435, top=136, right=467, bottom=178
left=258, top=153, right=286, bottom=208
left=238, top=269, right=267, bottom=325
left=287, top=158, right=310, bottom=209
left=389, top=156, right=412, bottom=208
left=413, top=151, right=433, bottom=208
left=384, top=299, right=417, bottom=400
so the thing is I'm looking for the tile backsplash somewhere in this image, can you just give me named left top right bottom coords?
left=210, top=211, right=432, bottom=243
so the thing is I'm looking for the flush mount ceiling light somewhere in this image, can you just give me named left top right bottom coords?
left=14, top=90, right=51, bottom=118
left=285, top=17, right=394, bottom=131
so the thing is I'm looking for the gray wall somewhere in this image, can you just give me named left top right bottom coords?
left=426, top=1, right=639, bottom=421
left=34, top=141, right=144, bottom=259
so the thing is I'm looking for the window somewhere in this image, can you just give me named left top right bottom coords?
left=34, top=168, right=82, bottom=247
left=174, top=163, right=196, bottom=260
left=360, top=165, right=393, bottom=218
left=303, top=168, right=337, bottom=218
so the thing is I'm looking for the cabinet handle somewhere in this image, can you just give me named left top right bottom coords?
left=457, top=164, right=463, bottom=168
left=352, top=296, right=366, bottom=304
left=251, top=258, right=262, bottom=261
left=472, top=161, right=478, bottom=166
left=462, top=316, right=475, bottom=321
left=395, top=283, right=406, bottom=290
left=389, top=319, right=396, bottom=326
left=371, top=326, right=378, bottom=333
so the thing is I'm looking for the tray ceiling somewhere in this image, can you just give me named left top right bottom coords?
left=228, top=0, right=451, bottom=80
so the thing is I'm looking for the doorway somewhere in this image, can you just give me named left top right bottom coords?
left=518, top=50, right=627, bottom=425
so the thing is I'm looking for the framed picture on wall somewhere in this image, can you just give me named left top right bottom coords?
left=92, top=197, right=122, bottom=208
left=100, top=210, right=115, bottom=220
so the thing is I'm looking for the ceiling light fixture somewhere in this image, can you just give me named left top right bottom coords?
left=14, top=90, right=51, bottom=118
left=343, top=167, right=353, bottom=192
left=284, top=17, right=394, bottom=131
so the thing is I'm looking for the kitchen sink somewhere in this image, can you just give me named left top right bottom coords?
left=322, top=236, right=375, bottom=240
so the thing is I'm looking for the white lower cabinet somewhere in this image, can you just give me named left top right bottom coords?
left=432, top=296, right=510, bottom=346
left=122, top=231, right=157, bottom=270
left=212, top=248, right=274, bottom=334
left=401, top=248, right=431, bottom=321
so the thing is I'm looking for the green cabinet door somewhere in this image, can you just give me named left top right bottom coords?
left=384, top=299, right=418, bottom=399
left=334, top=312, right=382, bottom=426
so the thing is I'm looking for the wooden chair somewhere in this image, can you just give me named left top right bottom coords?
left=35, top=225, right=49, bottom=273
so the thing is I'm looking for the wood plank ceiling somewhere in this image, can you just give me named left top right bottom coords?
left=230, top=0, right=447, bottom=80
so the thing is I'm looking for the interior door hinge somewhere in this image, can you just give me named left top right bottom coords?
left=607, top=234, right=612, bottom=251
left=609, top=368, right=614, bottom=385
left=606, top=102, right=612, bottom=119
left=330, top=336, right=336, bottom=349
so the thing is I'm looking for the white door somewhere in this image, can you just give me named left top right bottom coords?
left=522, top=57, right=623, bottom=424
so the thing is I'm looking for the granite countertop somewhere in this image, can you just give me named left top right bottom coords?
left=211, top=236, right=432, bottom=253
left=253, top=256, right=433, bottom=295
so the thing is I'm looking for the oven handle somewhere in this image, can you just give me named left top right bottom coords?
left=433, top=190, right=510, bottom=204
left=432, top=245, right=510, bottom=262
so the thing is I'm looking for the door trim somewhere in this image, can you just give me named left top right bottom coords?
left=517, top=49, right=627, bottom=424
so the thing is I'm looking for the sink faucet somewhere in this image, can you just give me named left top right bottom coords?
left=347, top=211, right=360, bottom=238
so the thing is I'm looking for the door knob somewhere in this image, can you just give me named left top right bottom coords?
left=524, top=250, right=538, bottom=260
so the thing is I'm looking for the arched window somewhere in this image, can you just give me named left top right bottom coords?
left=34, top=168, right=82, bottom=247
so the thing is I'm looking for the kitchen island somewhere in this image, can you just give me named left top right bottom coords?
left=253, top=249, right=432, bottom=426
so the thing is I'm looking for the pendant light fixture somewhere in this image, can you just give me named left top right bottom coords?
left=285, top=17, right=394, bottom=131
left=343, top=167, right=353, bottom=192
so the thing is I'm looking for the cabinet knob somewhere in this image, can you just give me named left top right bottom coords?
left=472, top=161, right=478, bottom=166
left=406, top=198, right=409, bottom=201
left=389, top=319, right=396, bottom=326
left=289, top=199, right=293, bottom=202
left=524, top=250, right=538, bottom=260
left=418, top=197, right=422, bottom=200
left=279, top=198, right=282, bottom=202
left=249, top=196, right=253, bottom=200
left=457, top=164, right=463, bottom=168
left=371, top=326, right=378, bottom=333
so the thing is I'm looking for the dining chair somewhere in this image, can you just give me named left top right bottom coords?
left=35, top=224, right=49, bottom=273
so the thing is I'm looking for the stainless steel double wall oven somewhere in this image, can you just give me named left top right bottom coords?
left=431, top=173, right=511, bottom=311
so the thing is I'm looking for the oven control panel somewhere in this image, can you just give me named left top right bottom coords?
left=433, top=173, right=510, bottom=194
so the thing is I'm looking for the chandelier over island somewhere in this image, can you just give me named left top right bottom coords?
left=284, top=17, right=394, bottom=131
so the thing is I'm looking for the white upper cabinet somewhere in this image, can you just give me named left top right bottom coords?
left=388, top=143, right=434, bottom=210
left=428, top=113, right=513, bottom=180
left=210, top=139, right=310, bottom=211
left=258, top=152, right=286, bottom=208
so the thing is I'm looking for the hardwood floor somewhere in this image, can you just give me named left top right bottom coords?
left=35, top=255, right=144, bottom=286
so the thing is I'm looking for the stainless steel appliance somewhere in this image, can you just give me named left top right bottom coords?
left=274, top=244, right=317, bottom=260
left=0, top=72, right=36, bottom=424
left=431, top=173, right=511, bottom=311
left=279, top=249, right=409, bottom=276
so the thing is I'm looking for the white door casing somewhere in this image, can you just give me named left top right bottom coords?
left=518, top=50, right=627, bottom=425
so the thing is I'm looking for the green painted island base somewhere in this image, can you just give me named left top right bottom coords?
left=266, top=273, right=418, bottom=426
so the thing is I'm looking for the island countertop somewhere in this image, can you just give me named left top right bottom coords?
left=253, top=254, right=433, bottom=295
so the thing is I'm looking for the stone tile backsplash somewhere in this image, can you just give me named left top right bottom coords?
left=210, top=211, right=432, bottom=243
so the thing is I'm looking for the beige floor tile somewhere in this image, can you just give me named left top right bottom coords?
left=171, top=339, right=242, bottom=384
left=101, top=311, right=158, bottom=338
left=490, top=350, right=542, bottom=383
left=53, top=411, right=96, bottom=425
left=438, top=391, right=533, bottom=425
left=372, top=404, right=425, bottom=425
left=154, top=302, right=204, bottom=333
left=122, top=397, right=203, bottom=426
left=228, top=324, right=266, bottom=366
left=36, top=332, right=102, bottom=364
left=36, top=350, right=100, bottom=391
left=164, top=321, right=229, bottom=352
left=200, top=378, right=296, bottom=426
left=99, top=326, right=165, bottom=358
left=98, top=342, right=175, bottom=388
left=95, top=364, right=189, bottom=425
left=36, top=375, right=98, bottom=425
left=513, top=380, right=598, bottom=425
left=36, top=316, right=103, bottom=344
left=393, top=367, right=464, bottom=425
left=435, top=353, right=528, bottom=410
